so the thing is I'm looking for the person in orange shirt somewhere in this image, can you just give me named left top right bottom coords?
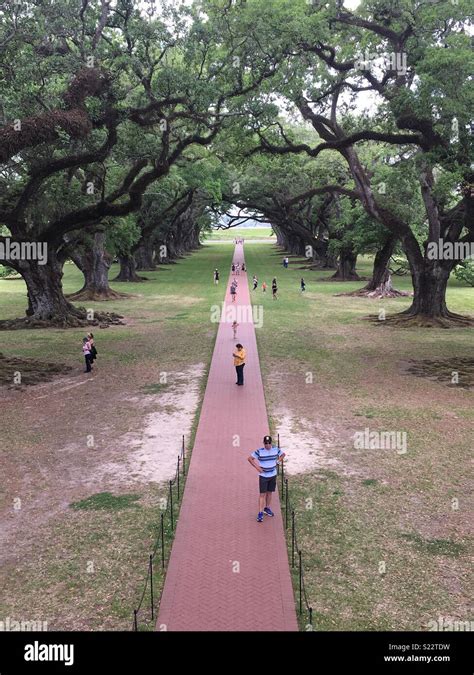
left=233, top=343, right=246, bottom=385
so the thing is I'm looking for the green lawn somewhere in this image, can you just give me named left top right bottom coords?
left=204, top=226, right=276, bottom=241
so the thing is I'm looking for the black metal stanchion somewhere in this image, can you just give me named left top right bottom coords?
left=285, top=478, right=289, bottom=529
left=182, top=435, right=186, bottom=476
left=169, top=480, right=174, bottom=531
left=149, top=555, right=154, bottom=620
left=291, top=510, right=295, bottom=568
left=177, top=457, right=180, bottom=500
left=133, top=609, right=138, bottom=632
left=299, top=551, right=302, bottom=615
left=161, top=513, right=165, bottom=569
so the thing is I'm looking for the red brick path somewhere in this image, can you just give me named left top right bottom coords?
left=156, top=243, right=298, bottom=631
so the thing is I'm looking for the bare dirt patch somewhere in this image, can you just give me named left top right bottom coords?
left=94, top=364, right=205, bottom=487
left=274, top=410, right=355, bottom=477
left=0, top=359, right=206, bottom=557
left=0, top=353, right=73, bottom=388
left=400, top=358, right=474, bottom=390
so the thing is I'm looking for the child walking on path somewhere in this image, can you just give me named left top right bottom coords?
left=232, top=320, right=239, bottom=340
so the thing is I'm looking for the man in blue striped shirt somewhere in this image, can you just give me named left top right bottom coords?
left=248, top=435, right=285, bottom=522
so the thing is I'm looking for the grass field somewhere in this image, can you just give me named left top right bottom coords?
left=204, top=226, right=276, bottom=241
left=0, top=242, right=472, bottom=631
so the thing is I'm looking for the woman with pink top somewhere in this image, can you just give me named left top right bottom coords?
left=82, top=337, right=92, bottom=373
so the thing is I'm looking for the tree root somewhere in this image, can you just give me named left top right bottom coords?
left=0, top=306, right=125, bottom=330
left=365, top=311, right=474, bottom=328
left=319, top=276, right=369, bottom=282
left=403, top=357, right=474, bottom=389
left=112, top=275, right=148, bottom=282
left=336, top=288, right=412, bottom=298
left=66, top=288, right=133, bottom=301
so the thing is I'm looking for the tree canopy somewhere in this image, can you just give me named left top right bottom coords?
left=0, top=0, right=472, bottom=326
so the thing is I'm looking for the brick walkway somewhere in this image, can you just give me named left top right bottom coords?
left=156, top=243, right=298, bottom=631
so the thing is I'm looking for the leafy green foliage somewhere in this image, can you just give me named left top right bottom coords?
left=454, top=260, right=474, bottom=287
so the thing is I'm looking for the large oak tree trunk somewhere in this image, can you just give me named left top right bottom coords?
left=154, top=241, right=169, bottom=264
left=22, top=253, right=75, bottom=321
left=365, top=238, right=396, bottom=291
left=311, top=239, right=336, bottom=269
left=165, top=237, right=181, bottom=261
left=189, top=224, right=202, bottom=250
left=384, top=244, right=472, bottom=326
left=330, top=250, right=360, bottom=280
left=0, top=249, right=123, bottom=328
left=405, top=263, right=451, bottom=318
left=114, top=255, right=145, bottom=282
left=274, top=226, right=286, bottom=248
left=134, top=236, right=156, bottom=271
left=342, top=237, right=408, bottom=298
left=68, top=232, right=124, bottom=301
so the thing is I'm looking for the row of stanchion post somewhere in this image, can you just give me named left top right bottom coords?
left=132, top=432, right=313, bottom=630
left=277, top=433, right=313, bottom=629
left=132, top=435, right=186, bottom=631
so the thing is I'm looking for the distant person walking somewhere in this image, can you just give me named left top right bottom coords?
left=214, top=268, right=219, bottom=285
left=248, top=435, right=285, bottom=522
left=241, top=262, right=246, bottom=272
left=236, top=262, right=240, bottom=276
left=82, top=336, right=92, bottom=373
left=232, top=263, right=236, bottom=275
left=230, top=281, right=237, bottom=302
left=252, top=275, right=258, bottom=290
left=262, top=281, right=267, bottom=293
left=233, top=343, right=246, bottom=385
left=272, top=277, right=278, bottom=299
left=232, top=320, right=239, bottom=340
left=300, top=277, right=306, bottom=292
